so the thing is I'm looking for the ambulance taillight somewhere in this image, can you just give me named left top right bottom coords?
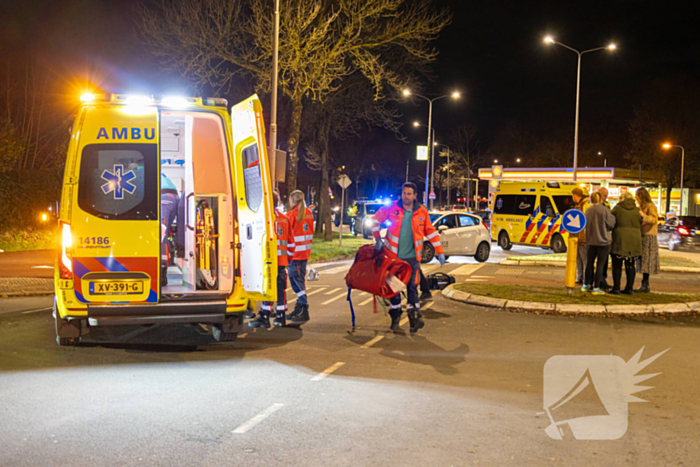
left=59, top=223, right=73, bottom=279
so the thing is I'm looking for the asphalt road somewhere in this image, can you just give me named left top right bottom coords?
left=2, top=260, right=700, bottom=466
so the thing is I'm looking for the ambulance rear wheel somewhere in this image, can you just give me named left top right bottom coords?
left=498, top=231, right=512, bottom=251
left=551, top=234, right=566, bottom=253
left=421, top=243, right=436, bottom=264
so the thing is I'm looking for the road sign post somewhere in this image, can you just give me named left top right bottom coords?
left=561, top=209, right=587, bottom=295
left=337, top=175, right=352, bottom=246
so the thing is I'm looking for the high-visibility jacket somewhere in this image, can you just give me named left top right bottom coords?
left=288, top=205, right=315, bottom=261
left=371, top=200, right=444, bottom=262
left=275, top=209, right=293, bottom=267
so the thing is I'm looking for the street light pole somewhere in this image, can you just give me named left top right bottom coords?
left=544, top=37, right=616, bottom=182
left=404, top=89, right=460, bottom=208
left=663, top=143, right=686, bottom=214
left=433, top=142, right=451, bottom=207
left=269, top=0, right=280, bottom=188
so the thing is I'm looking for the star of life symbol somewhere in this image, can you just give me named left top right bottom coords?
left=540, top=347, right=668, bottom=440
left=101, top=164, right=137, bottom=199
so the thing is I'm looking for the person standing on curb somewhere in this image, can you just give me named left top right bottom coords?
left=571, top=187, right=590, bottom=285
left=583, top=192, right=616, bottom=295
left=597, top=187, right=612, bottom=290
left=610, top=191, right=642, bottom=295
left=249, top=192, right=293, bottom=328
left=371, top=182, right=445, bottom=333
left=635, top=187, right=660, bottom=293
left=286, top=190, right=315, bottom=325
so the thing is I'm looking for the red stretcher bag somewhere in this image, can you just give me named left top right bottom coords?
left=345, top=244, right=412, bottom=298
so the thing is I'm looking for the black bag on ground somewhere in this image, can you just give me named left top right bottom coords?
left=426, top=272, right=455, bottom=290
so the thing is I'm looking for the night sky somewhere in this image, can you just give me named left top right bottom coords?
left=3, top=0, right=700, bottom=177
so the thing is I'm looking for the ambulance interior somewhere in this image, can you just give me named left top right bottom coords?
left=159, top=111, right=235, bottom=296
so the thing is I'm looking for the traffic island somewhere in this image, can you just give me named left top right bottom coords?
left=442, top=283, right=700, bottom=316
left=502, top=251, right=700, bottom=273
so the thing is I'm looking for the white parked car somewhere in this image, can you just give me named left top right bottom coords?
left=421, top=211, right=491, bottom=263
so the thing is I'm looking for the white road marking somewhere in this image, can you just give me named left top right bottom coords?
left=450, top=264, right=485, bottom=276
left=21, top=307, right=53, bottom=314
left=462, top=278, right=487, bottom=282
left=422, top=264, right=440, bottom=274
left=423, top=301, right=434, bottom=309
left=360, top=335, right=385, bottom=349
left=320, top=266, right=351, bottom=275
left=311, top=362, right=346, bottom=381
left=399, top=317, right=409, bottom=326
left=238, top=333, right=247, bottom=339
left=31, top=265, right=53, bottom=269
left=324, top=287, right=342, bottom=295
left=322, top=292, right=347, bottom=305
left=288, top=287, right=327, bottom=305
left=359, top=296, right=374, bottom=306
left=359, top=292, right=368, bottom=296
left=232, top=403, right=284, bottom=434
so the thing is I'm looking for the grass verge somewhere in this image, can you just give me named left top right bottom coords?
left=507, top=251, right=700, bottom=268
left=309, top=233, right=371, bottom=263
left=0, top=229, right=57, bottom=252
left=454, top=283, right=700, bottom=305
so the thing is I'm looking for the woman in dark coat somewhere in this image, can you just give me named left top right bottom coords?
left=610, top=191, right=643, bottom=294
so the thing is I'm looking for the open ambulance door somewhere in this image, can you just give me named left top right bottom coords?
left=231, top=95, right=277, bottom=300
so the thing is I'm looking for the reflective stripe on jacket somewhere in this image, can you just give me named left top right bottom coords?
left=370, top=200, right=444, bottom=261
left=288, top=205, right=315, bottom=261
left=275, top=209, right=293, bottom=267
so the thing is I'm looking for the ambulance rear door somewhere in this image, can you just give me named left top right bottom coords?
left=71, top=105, right=161, bottom=304
left=230, top=96, right=276, bottom=300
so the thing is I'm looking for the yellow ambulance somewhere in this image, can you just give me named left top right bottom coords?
left=491, top=181, right=576, bottom=253
left=54, top=93, right=276, bottom=345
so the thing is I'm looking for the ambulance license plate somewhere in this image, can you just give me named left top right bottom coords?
left=90, top=281, right=144, bottom=295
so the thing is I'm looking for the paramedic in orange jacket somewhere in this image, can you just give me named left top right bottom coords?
left=249, top=192, right=293, bottom=328
left=285, top=190, right=315, bottom=325
left=371, top=182, right=445, bottom=333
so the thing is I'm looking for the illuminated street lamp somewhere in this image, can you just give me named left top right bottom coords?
left=494, top=159, right=498, bottom=164
left=544, top=36, right=616, bottom=181
left=662, top=142, right=686, bottom=214
left=404, top=88, right=460, bottom=208
left=516, top=158, right=522, bottom=163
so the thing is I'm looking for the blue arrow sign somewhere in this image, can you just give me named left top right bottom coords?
left=562, top=209, right=586, bottom=234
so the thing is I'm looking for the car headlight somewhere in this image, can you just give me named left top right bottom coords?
left=364, top=218, right=373, bottom=226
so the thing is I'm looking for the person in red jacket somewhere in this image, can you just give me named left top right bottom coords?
left=285, top=190, right=315, bottom=325
left=371, top=182, right=445, bottom=333
left=249, top=192, right=293, bottom=328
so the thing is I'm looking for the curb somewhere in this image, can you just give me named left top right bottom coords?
left=0, top=290, right=54, bottom=298
left=500, top=259, right=700, bottom=274
left=441, top=285, right=700, bottom=316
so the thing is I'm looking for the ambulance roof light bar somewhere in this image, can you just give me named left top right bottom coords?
left=83, top=93, right=227, bottom=108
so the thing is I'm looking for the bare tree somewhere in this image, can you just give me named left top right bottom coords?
left=137, top=0, right=449, bottom=195
left=303, top=76, right=404, bottom=240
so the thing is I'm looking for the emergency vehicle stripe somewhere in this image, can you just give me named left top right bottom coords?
left=530, top=219, right=549, bottom=243
left=520, top=223, right=536, bottom=243
left=541, top=218, right=561, bottom=245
